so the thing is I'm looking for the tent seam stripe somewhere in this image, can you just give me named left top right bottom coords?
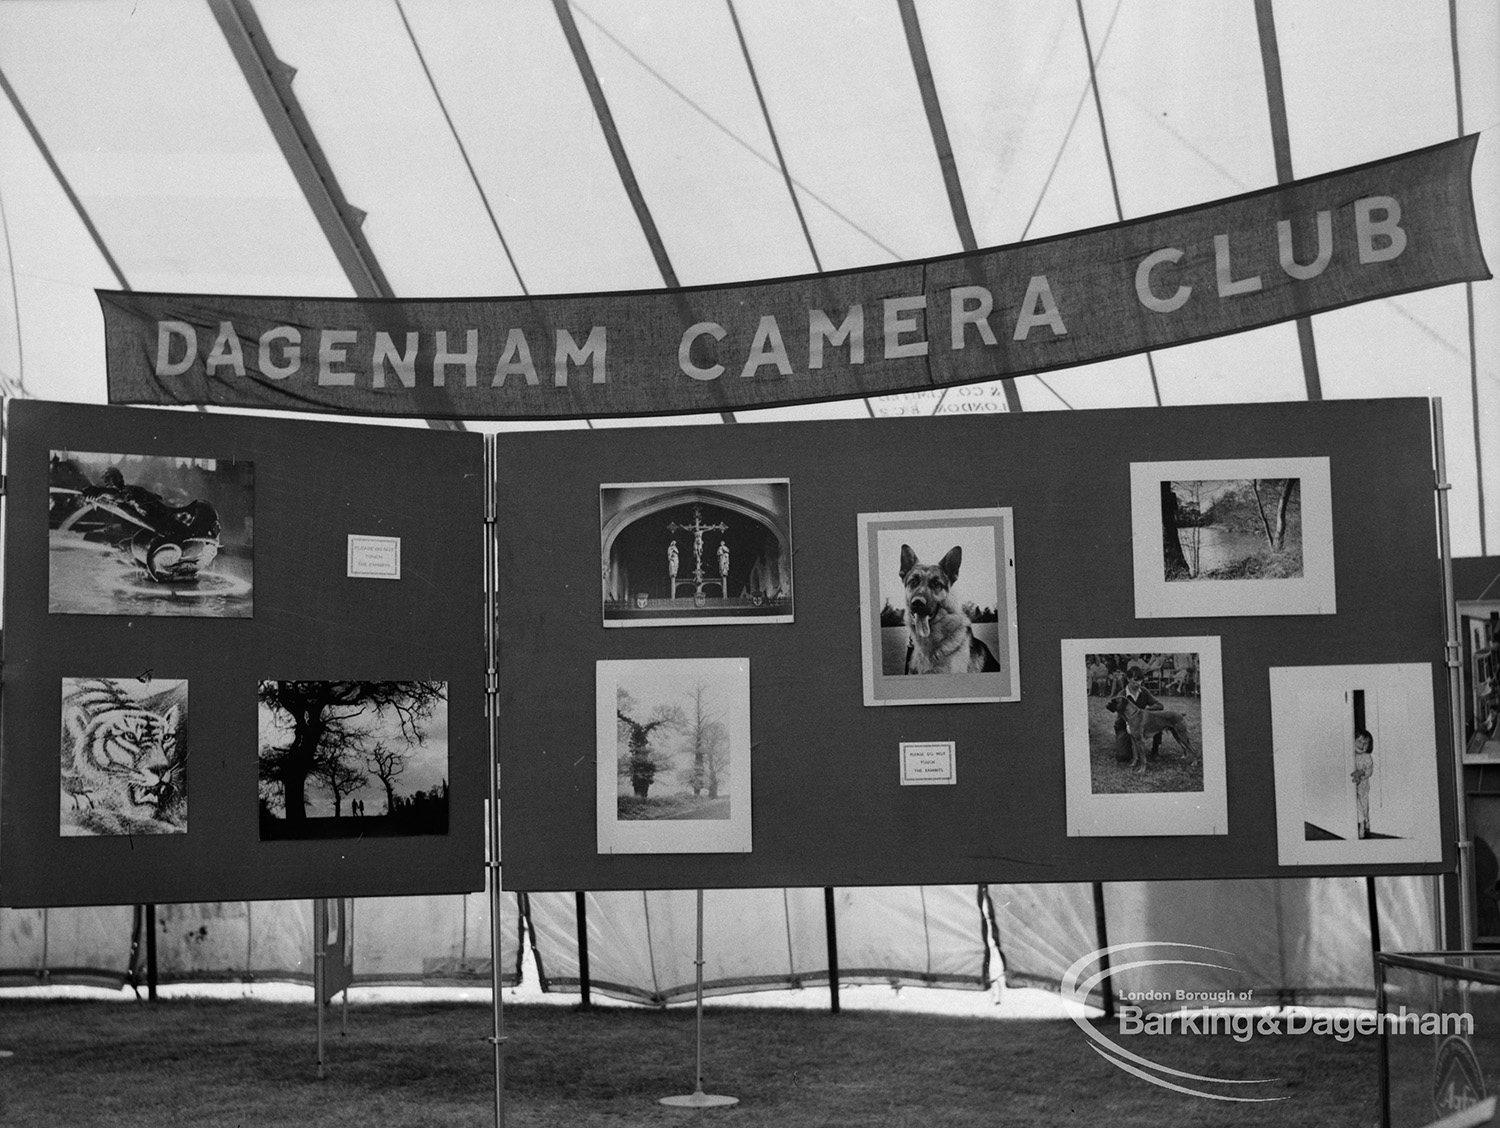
left=553, top=0, right=679, bottom=291
left=1253, top=0, right=1323, bottom=402
left=1074, top=0, right=1160, bottom=408
left=393, top=0, right=528, bottom=298
left=0, top=66, right=129, bottom=292
left=898, top=0, right=1023, bottom=414
left=726, top=0, right=877, bottom=419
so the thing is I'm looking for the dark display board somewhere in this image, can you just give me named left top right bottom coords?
left=496, top=398, right=1456, bottom=891
left=1, top=400, right=486, bottom=907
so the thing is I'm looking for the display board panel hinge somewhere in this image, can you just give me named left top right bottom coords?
left=486, top=668, right=498, bottom=695
left=1446, top=641, right=1463, bottom=669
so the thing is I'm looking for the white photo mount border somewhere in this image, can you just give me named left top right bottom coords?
left=596, top=657, right=752, bottom=855
left=1061, top=636, right=1227, bottom=837
left=1269, top=662, right=1442, bottom=866
left=1130, top=457, right=1335, bottom=618
left=856, top=507, right=1020, bottom=707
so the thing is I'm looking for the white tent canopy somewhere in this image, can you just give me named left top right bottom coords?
left=0, top=0, right=1494, bottom=1000
left=0, top=1, right=1494, bottom=549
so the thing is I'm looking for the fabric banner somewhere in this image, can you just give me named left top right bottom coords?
left=101, top=136, right=1486, bottom=421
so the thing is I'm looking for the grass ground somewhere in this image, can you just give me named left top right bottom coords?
left=0, top=996, right=1380, bottom=1127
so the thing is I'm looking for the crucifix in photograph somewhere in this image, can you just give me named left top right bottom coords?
left=668, top=506, right=729, bottom=600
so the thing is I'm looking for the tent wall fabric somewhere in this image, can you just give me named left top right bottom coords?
left=0, top=893, right=525, bottom=990
left=0, top=904, right=135, bottom=988
left=525, top=885, right=989, bottom=1006
left=1101, top=875, right=1440, bottom=1012
left=1, top=879, right=1435, bottom=1006
left=988, top=882, right=1105, bottom=993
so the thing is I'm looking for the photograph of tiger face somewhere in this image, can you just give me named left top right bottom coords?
left=60, top=676, right=188, bottom=837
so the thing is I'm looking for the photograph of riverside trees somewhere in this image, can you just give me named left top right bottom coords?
left=257, top=680, right=449, bottom=840
left=1161, top=476, right=1303, bottom=582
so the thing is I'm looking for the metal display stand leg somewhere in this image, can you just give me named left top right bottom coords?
left=659, top=889, right=738, bottom=1109
left=484, top=438, right=508, bottom=1128
left=314, top=898, right=327, bottom=1080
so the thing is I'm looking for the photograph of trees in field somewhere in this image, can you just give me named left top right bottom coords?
left=615, top=673, right=736, bottom=822
left=257, top=680, right=448, bottom=840
left=1161, top=477, right=1302, bottom=582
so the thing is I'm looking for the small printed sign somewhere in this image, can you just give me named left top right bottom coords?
left=347, top=534, right=401, bottom=580
left=900, top=741, right=956, bottom=786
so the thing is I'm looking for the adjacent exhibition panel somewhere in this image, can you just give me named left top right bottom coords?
left=0, top=400, right=487, bottom=907
left=496, top=398, right=1454, bottom=891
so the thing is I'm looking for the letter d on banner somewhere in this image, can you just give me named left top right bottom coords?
left=156, top=321, right=197, bottom=376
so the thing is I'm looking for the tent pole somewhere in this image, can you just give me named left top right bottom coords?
left=1091, top=883, right=1114, bottom=1019
left=575, top=892, right=592, bottom=1009
left=1433, top=397, right=1475, bottom=950
left=144, top=903, right=158, bottom=1002
left=824, top=886, right=840, bottom=1014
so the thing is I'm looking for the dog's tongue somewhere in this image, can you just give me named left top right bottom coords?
left=913, top=614, right=930, bottom=639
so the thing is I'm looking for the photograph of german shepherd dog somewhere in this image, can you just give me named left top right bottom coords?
left=899, top=544, right=1002, bottom=674
left=857, top=508, right=1018, bottom=706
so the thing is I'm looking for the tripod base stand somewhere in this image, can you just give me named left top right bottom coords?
left=658, top=889, right=738, bottom=1109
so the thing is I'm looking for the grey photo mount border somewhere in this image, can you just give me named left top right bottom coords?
left=496, top=398, right=1455, bottom=892
left=1, top=399, right=487, bottom=908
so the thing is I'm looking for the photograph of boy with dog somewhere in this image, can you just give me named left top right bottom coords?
left=1061, top=636, right=1226, bottom=837
left=596, top=657, right=752, bottom=855
left=1087, top=654, right=1203, bottom=794
left=1130, top=457, right=1335, bottom=619
left=1269, top=662, right=1442, bottom=866
left=857, top=508, right=1019, bottom=707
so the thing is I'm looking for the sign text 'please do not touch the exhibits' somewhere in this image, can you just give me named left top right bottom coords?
left=101, top=136, right=1488, bottom=420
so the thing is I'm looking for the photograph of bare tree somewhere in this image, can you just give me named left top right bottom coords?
left=1131, top=457, right=1335, bottom=618
left=596, top=658, right=751, bottom=854
left=257, top=681, right=449, bottom=840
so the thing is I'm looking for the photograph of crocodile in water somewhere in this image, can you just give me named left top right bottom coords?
left=48, top=449, right=254, bottom=617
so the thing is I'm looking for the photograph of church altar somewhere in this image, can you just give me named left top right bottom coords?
left=49, top=449, right=255, bottom=617
left=1129, top=456, right=1334, bottom=618
left=60, top=676, right=188, bottom=838
left=600, top=479, right=793, bottom=627
left=596, top=658, right=752, bottom=854
left=856, top=508, right=1019, bottom=706
left=257, top=680, right=449, bottom=840
left=1269, top=663, right=1442, bottom=866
